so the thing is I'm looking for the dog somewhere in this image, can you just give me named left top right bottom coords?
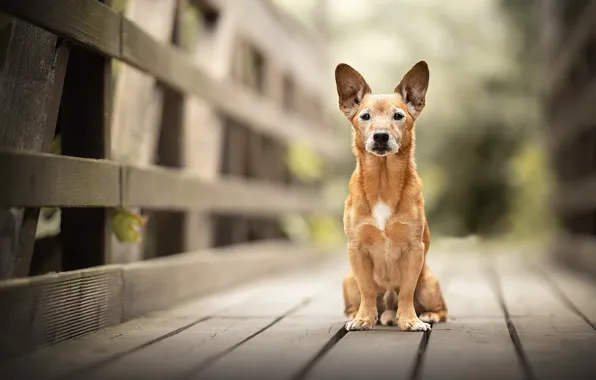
left=335, top=61, right=448, bottom=331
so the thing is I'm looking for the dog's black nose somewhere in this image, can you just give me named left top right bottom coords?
left=373, top=132, right=389, bottom=144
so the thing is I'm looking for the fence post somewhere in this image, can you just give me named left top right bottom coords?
left=0, top=18, right=68, bottom=279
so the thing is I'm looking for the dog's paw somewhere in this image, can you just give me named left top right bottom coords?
left=380, top=310, right=397, bottom=326
left=345, top=316, right=376, bottom=331
left=419, top=311, right=445, bottom=324
left=397, top=317, right=431, bottom=332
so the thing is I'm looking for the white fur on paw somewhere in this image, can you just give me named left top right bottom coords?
left=345, top=318, right=375, bottom=331
left=380, top=310, right=397, bottom=326
left=398, top=318, right=431, bottom=331
left=419, top=313, right=440, bottom=324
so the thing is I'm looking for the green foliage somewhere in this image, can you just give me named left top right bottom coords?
left=109, top=208, right=147, bottom=243
left=286, top=141, right=324, bottom=182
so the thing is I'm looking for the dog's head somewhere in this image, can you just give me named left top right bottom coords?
left=334, top=61, right=429, bottom=156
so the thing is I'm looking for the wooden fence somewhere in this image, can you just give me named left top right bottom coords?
left=0, top=0, right=341, bottom=357
left=541, top=0, right=596, bottom=276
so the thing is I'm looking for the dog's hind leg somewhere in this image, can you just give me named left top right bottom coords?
left=415, top=264, right=448, bottom=323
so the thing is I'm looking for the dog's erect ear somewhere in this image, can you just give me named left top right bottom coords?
left=335, top=63, right=371, bottom=119
left=395, top=61, right=429, bottom=119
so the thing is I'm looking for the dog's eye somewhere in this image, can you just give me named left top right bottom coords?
left=360, top=113, right=371, bottom=121
left=393, top=112, right=405, bottom=121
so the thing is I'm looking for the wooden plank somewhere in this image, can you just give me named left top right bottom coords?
left=540, top=263, right=596, bottom=328
left=550, top=78, right=596, bottom=154
left=194, top=317, right=344, bottom=380
left=0, top=0, right=121, bottom=57
left=0, top=0, right=338, bottom=158
left=420, top=257, right=522, bottom=380
left=181, top=5, right=236, bottom=250
left=554, top=174, right=596, bottom=212
left=120, top=241, right=330, bottom=320
left=496, top=254, right=596, bottom=380
left=210, top=0, right=327, bottom=98
left=421, top=320, right=523, bottom=380
left=546, top=2, right=596, bottom=98
left=0, top=150, right=120, bottom=207
left=121, top=165, right=324, bottom=214
left=82, top=317, right=277, bottom=380
left=0, top=265, right=122, bottom=361
left=305, top=330, right=422, bottom=380
left=0, top=241, right=338, bottom=361
left=121, top=15, right=337, bottom=158
left=0, top=18, right=69, bottom=279
left=0, top=255, right=344, bottom=379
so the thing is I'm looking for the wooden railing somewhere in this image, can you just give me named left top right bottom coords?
left=542, top=0, right=596, bottom=276
left=0, top=0, right=340, bottom=279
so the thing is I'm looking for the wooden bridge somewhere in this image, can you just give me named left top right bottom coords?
left=1, top=0, right=596, bottom=379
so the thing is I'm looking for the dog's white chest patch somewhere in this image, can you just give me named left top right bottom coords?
left=372, top=201, right=392, bottom=230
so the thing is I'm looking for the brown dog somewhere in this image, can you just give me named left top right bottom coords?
left=336, top=61, right=447, bottom=331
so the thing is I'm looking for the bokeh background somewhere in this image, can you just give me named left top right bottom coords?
left=275, top=0, right=551, bottom=246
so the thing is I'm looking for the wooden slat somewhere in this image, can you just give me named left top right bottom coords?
left=0, top=266, right=123, bottom=360
left=496, top=254, right=596, bottom=380
left=0, top=0, right=339, bottom=159
left=194, top=318, right=343, bottom=380
left=0, top=149, right=120, bottom=207
left=306, top=330, right=422, bottom=380
left=422, top=320, right=523, bottom=380
left=0, top=18, right=69, bottom=279
left=121, top=165, right=324, bottom=214
left=0, top=0, right=121, bottom=57
left=420, top=257, right=522, bottom=380
left=550, top=78, right=596, bottom=153
left=0, top=150, right=328, bottom=214
left=0, top=240, right=336, bottom=362
left=546, top=1, right=596, bottom=97
left=553, top=173, right=596, bottom=213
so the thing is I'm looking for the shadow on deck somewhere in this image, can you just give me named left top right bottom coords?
left=1, top=240, right=595, bottom=380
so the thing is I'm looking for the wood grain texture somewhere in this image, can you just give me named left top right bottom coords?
left=195, top=318, right=344, bottom=380
left=0, top=241, right=335, bottom=362
left=0, top=18, right=68, bottom=279
left=0, top=150, right=120, bottom=207
left=497, top=255, right=596, bottom=380
left=0, top=0, right=121, bottom=56
left=305, top=330, right=422, bottom=380
left=121, top=165, right=324, bottom=214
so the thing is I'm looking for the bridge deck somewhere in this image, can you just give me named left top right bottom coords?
left=2, top=242, right=596, bottom=380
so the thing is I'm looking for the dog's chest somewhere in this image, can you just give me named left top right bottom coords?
left=372, top=201, right=392, bottom=230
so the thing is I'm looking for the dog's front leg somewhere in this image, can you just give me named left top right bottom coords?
left=396, top=243, right=431, bottom=331
left=345, top=247, right=378, bottom=331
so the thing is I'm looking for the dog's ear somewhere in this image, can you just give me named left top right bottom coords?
left=395, top=61, right=429, bottom=119
left=335, top=63, right=371, bottom=119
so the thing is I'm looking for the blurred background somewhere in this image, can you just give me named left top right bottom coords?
left=276, top=0, right=550, bottom=244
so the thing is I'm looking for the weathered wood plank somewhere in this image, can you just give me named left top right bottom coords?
left=0, top=0, right=121, bottom=57
left=0, top=0, right=338, bottom=158
left=82, top=317, right=277, bottom=380
left=194, top=317, right=344, bottom=380
left=121, top=165, right=324, bottom=214
left=0, top=18, right=69, bottom=279
left=0, top=266, right=122, bottom=361
left=497, top=254, right=596, bottom=380
left=0, top=150, right=120, bottom=207
left=421, top=320, right=523, bottom=380
left=181, top=4, right=235, bottom=250
left=0, top=241, right=338, bottom=362
left=305, top=330, right=422, bottom=380
left=540, top=263, right=596, bottom=328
